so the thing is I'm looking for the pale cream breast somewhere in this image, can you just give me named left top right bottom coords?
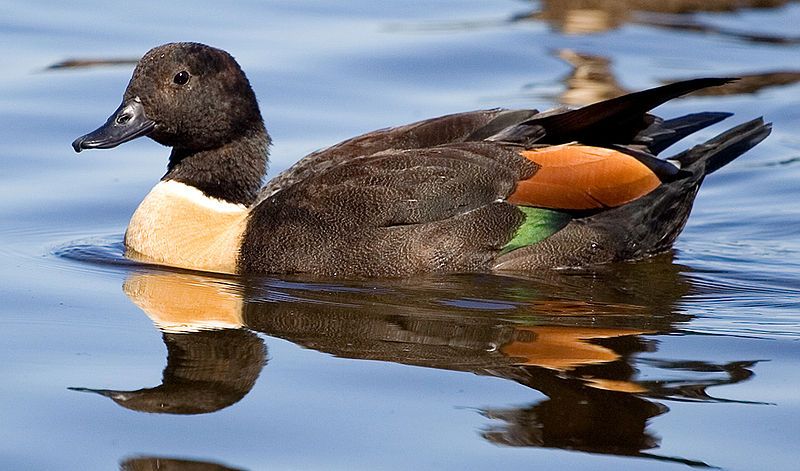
left=124, top=180, right=249, bottom=274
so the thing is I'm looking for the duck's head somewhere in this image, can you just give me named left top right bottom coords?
left=72, top=42, right=263, bottom=153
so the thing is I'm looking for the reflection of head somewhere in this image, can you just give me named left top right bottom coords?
left=73, top=328, right=265, bottom=414
left=70, top=272, right=266, bottom=414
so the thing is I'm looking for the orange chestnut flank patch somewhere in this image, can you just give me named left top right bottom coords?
left=509, top=145, right=662, bottom=210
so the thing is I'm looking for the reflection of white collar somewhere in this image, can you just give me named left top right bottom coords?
left=123, top=271, right=244, bottom=333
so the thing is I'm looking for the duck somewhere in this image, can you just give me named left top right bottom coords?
left=72, top=42, right=771, bottom=277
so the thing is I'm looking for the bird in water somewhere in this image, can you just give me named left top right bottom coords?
left=72, top=42, right=771, bottom=277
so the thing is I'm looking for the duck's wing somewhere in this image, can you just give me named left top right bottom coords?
left=243, top=138, right=675, bottom=276
left=257, top=109, right=539, bottom=202
left=242, top=141, right=551, bottom=276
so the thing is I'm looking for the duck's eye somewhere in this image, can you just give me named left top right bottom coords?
left=173, top=71, right=190, bottom=85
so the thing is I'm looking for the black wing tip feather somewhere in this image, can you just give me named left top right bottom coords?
left=605, top=77, right=738, bottom=108
left=677, top=77, right=738, bottom=87
left=657, top=77, right=738, bottom=98
left=671, top=116, right=771, bottom=174
left=481, top=77, right=740, bottom=147
left=643, top=111, right=734, bottom=155
left=661, top=111, right=733, bottom=126
left=519, top=77, right=740, bottom=146
left=704, top=117, right=771, bottom=174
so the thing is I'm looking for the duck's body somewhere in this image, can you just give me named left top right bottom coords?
left=73, top=42, right=771, bottom=277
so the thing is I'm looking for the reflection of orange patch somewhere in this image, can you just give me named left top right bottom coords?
left=584, top=378, right=647, bottom=394
left=529, top=299, right=643, bottom=316
left=501, top=326, right=650, bottom=371
left=509, top=145, right=661, bottom=210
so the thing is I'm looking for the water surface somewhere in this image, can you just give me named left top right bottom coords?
left=1, top=1, right=799, bottom=470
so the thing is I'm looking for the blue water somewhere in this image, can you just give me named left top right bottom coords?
left=2, top=1, right=800, bottom=470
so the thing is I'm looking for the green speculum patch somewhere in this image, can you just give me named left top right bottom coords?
left=501, top=206, right=571, bottom=255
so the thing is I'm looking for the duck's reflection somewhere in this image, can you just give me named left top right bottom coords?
left=75, top=257, right=760, bottom=466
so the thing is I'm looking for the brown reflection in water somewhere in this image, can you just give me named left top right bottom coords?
left=554, top=49, right=800, bottom=106
left=556, top=50, right=628, bottom=106
left=74, top=257, right=761, bottom=465
left=71, top=328, right=264, bottom=414
left=521, top=0, right=799, bottom=41
left=121, top=456, right=244, bottom=471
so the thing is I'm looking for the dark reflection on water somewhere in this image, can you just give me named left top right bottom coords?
left=46, top=58, right=139, bottom=70
left=72, top=329, right=265, bottom=415
left=121, top=455, right=244, bottom=471
left=63, top=243, right=764, bottom=467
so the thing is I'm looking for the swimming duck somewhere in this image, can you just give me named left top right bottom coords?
left=72, top=42, right=771, bottom=277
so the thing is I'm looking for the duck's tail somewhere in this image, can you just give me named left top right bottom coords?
left=668, top=117, right=772, bottom=176
left=493, top=117, right=772, bottom=271
left=624, top=117, right=772, bottom=255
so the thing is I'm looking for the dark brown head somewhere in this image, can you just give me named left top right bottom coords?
left=73, top=42, right=264, bottom=152
left=72, top=42, right=270, bottom=204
